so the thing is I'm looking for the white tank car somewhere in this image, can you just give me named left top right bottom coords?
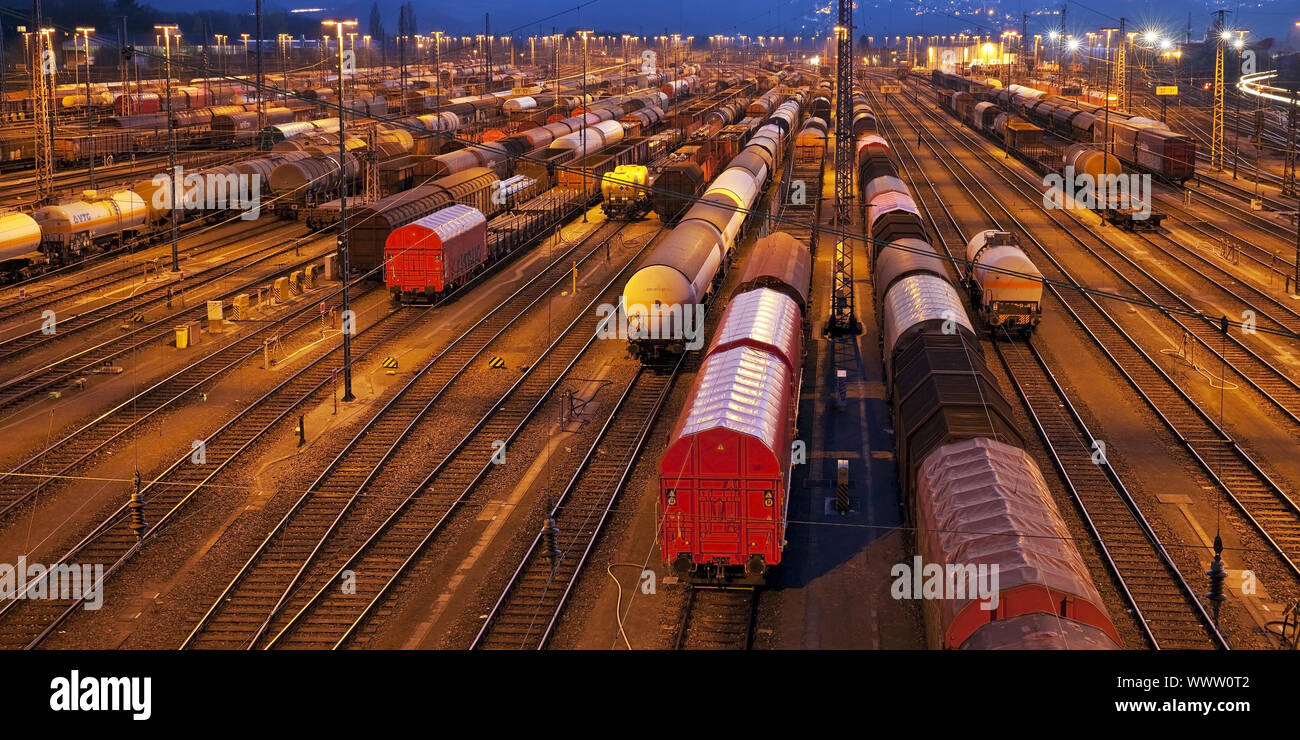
left=964, top=229, right=1043, bottom=335
left=622, top=221, right=724, bottom=358
left=623, top=96, right=794, bottom=362
left=416, top=111, right=461, bottom=133
left=0, top=212, right=45, bottom=276
left=550, top=119, right=625, bottom=154
left=33, top=191, right=147, bottom=252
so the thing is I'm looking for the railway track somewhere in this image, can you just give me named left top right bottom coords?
left=673, top=587, right=757, bottom=650
left=470, top=361, right=680, bottom=649
left=1192, top=174, right=1295, bottom=216
left=473, top=166, right=807, bottom=650
left=0, top=203, right=602, bottom=649
left=0, top=279, right=369, bottom=524
left=994, top=338, right=1229, bottom=649
left=1151, top=189, right=1298, bottom=276
left=900, top=83, right=1300, bottom=424
left=775, top=138, right=825, bottom=250
left=0, top=286, right=419, bottom=649
left=889, top=83, right=1300, bottom=583
left=0, top=150, right=238, bottom=209
left=879, top=94, right=1230, bottom=648
left=0, top=221, right=313, bottom=362
left=181, top=221, right=654, bottom=649
left=0, top=217, right=296, bottom=319
left=0, top=230, right=329, bottom=411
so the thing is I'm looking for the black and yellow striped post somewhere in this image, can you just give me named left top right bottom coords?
left=129, top=471, right=147, bottom=541
left=487, top=356, right=505, bottom=369
left=382, top=356, right=398, bottom=374
left=836, top=459, right=850, bottom=514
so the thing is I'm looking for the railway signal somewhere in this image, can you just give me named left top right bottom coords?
left=1156, top=85, right=1178, bottom=123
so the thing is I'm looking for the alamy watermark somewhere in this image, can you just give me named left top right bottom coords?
left=1043, top=166, right=1152, bottom=221
left=0, top=557, right=104, bottom=610
left=596, top=297, right=706, bottom=351
left=49, top=670, right=151, bottom=720
left=890, top=556, right=1000, bottom=610
left=151, top=166, right=262, bottom=220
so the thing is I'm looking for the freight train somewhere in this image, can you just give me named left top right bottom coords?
left=649, top=85, right=796, bottom=225
left=422, top=91, right=669, bottom=182
left=0, top=189, right=157, bottom=279
left=622, top=97, right=801, bottom=362
left=659, top=231, right=811, bottom=583
left=856, top=119, right=1121, bottom=649
left=350, top=167, right=536, bottom=272
left=931, top=71, right=1195, bottom=181
left=382, top=187, right=581, bottom=302
left=940, top=86, right=1165, bottom=228
left=0, top=145, right=342, bottom=281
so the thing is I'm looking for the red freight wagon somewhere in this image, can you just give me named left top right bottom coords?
left=731, top=231, right=812, bottom=313
left=113, top=92, right=161, bottom=116
left=384, top=204, right=487, bottom=302
left=708, top=288, right=803, bottom=373
left=660, top=344, right=796, bottom=583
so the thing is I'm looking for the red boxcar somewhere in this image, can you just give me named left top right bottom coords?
left=659, top=287, right=804, bottom=583
left=383, top=204, right=488, bottom=302
left=113, top=93, right=161, bottom=116
left=178, top=86, right=213, bottom=109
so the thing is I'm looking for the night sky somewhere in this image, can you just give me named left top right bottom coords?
left=283, top=0, right=1300, bottom=44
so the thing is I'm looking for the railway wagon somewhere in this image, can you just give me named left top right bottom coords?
left=113, top=93, right=161, bottom=115
left=383, top=204, right=488, bottom=301
left=971, top=101, right=1001, bottom=133
left=964, top=230, right=1043, bottom=336
left=267, top=151, right=361, bottom=212
left=651, top=156, right=709, bottom=224
left=0, top=135, right=36, bottom=166
left=349, top=167, right=499, bottom=271
left=211, top=108, right=296, bottom=145
left=915, top=437, right=1123, bottom=649
left=730, top=231, right=812, bottom=313
left=548, top=119, right=627, bottom=157
left=0, top=212, right=45, bottom=278
left=1105, top=117, right=1196, bottom=182
left=52, top=130, right=137, bottom=164
left=794, top=117, right=828, bottom=148
left=659, top=339, right=798, bottom=582
left=556, top=137, right=650, bottom=195
left=661, top=76, right=699, bottom=99
left=949, top=91, right=975, bottom=122
left=658, top=230, right=811, bottom=583
left=32, top=190, right=148, bottom=254
left=809, top=94, right=832, bottom=120
left=101, top=112, right=170, bottom=130
left=863, top=118, right=1121, bottom=650
left=600, top=164, right=651, bottom=219
left=996, top=115, right=1043, bottom=153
